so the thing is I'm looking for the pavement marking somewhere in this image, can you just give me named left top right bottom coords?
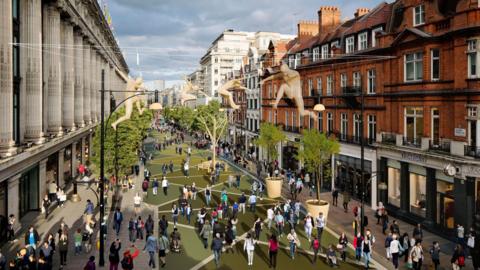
left=157, top=203, right=278, bottom=214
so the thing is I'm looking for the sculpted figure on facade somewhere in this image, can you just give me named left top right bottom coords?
left=218, top=79, right=246, bottom=110
left=261, top=63, right=315, bottom=118
left=111, top=71, right=146, bottom=130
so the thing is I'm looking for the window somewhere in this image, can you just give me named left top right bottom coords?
left=292, top=111, right=296, bottom=129
left=358, top=32, right=368, bottom=51
left=13, top=0, right=20, bottom=144
left=405, top=52, right=423, bottom=81
left=346, top=36, right=355, bottom=53
left=312, top=47, right=320, bottom=62
left=330, top=41, right=339, bottom=56
left=285, top=111, right=289, bottom=128
left=413, top=5, right=425, bottom=26
left=214, top=80, right=218, bottom=86
left=353, top=72, right=361, bottom=87
left=327, top=112, right=333, bottom=133
left=468, top=39, right=478, bottom=78
left=409, top=168, right=427, bottom=217
left=308, top=79, right=314, bottom=96
left=225, top=47, right=230, bottom=53
left=295, top=53, right=301, bottom=68
left=340, top=73, right=347, bottom=88
left=367, top=69, right=376, bottom=94
left=353, top=114, right=361, bottom=143
left=214, top=69, right=218, bottom=74
left=274, top=110, right=277, bottom=124
left=368, top=115, right=377, bottom=142
left=388, top=165, right=401, bottom=207
left=431, top=49, right=440, bottom=80
left=340, top=113, right=348, bottom=140
left=431, top=108, right=440, bottom=145
left=326, top=75, right=333, bottom=95
left=405, top=107, right=424, bottom=144
left=371, top=27, right=383, bottom=47
left=316, top=77, right=322, bottom=95
left=288, top=55, right=295, bottom=68
left=321, top=44, right=329, bottom=59
left=318, top=112, right=323, bottom=132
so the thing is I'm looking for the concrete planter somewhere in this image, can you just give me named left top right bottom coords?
left=305, top=199, right=330, bottom=225
left=265, top=176, right=283, bottom=198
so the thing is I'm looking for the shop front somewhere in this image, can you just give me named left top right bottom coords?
left=0, top=182, right=7, bottom=243
left=282, top=141, right=298, bottom=171
left=335, top=154, right=372, bottom=205
left=64, top=145, right=73, bottom=184
left=19, top=165, right=39, bottom=218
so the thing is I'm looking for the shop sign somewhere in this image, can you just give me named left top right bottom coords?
left=401, top=152, right=427, bottom=163
left=454, top=128, right=466, bottom=137
left=462, top=165, right=480, bottom=177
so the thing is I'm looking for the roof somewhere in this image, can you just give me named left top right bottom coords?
left=391, top=27, right=432, bottom=46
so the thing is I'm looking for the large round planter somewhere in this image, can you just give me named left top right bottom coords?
left=265, top=177, right=283, bottom=198
left=305, top=199, right=330, bottom=225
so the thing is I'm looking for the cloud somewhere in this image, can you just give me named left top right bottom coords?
left=107, top=0, right=387, bottom=83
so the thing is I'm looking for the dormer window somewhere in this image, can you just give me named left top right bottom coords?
left=321, top=44, right=329, bottom=59
left=372, top=27, right=383, bottom=47
left=358, top=32, right=368, bottom=51
left=295, top=53, right=301, bottom=68
left=346, top=36, right=355, bottom=54
left=330, top=41, right=339, bottom=56
left=413, top=5, right=425, bottom=26
left=312, top=47, right=320, bottom=62
left=288, top=55, right=295, bottom=68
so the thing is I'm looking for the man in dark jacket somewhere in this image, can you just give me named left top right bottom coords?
left=211, top=233, right=223, bottom=267
left=113, top=208, right=123, bottom=236
left=24, top=226, right=40, bottom=251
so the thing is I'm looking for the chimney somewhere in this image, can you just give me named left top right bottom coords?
left=355, top=8, right=370, bottom=18
left=297, top=20, right=319, bottom=41
left=317, top=6, right=341, bottom=34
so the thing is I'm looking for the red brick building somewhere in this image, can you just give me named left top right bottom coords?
left=261, top=0, right=480, bottom=234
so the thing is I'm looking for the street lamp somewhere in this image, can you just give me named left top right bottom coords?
left=98, top=70, right=162, bottom=266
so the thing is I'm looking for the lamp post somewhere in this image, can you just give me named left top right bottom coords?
left=98, top=71, right=162, bottom=266
left=313, top=103, right=326, bottom=194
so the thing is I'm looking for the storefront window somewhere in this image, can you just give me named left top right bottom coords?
left=64, top=146, right=72, bottom=183
left=0, top=182, right=7, bottom=242
left=20, top=166, right=39, bottom=217
left=388, top=167, right=401, bottom=207
left=409, top=171, right=427, bottom=217
left=476, top=180, right=480, bottom=215
left=436, top=179, right=454, bottom=229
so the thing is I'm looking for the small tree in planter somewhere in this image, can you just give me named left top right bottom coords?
left=297, top=129, right=340, bottom=222
left=255, top=123, right=286, bottom=198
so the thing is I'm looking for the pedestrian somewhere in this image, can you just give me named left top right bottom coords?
left=171, top=204, right=179, bottom=226
left=7, top=214, right=15, bottom=242
left=108, top=239, right=121, bottom=270
left=236, top=174, right=241, bottom=188
left=211, top=233, right=223, bottom=267
left=429, top=241, right=440, bottom=270
left=59, top=233, right=68, bottom=267
left=275, top=211, right=285, bottom=237
left=170, top=228, right=181, bottom=252
left=310, top=235, right=320, bottom=264
left=162, top=176, right=169, bottom=196
left=152, top=178, right=159, bottom=195
left=413, top=223, right=423, bottom=241
left=327, top=244, right=338, bottom=267
left=200, top=220, right=212, bottom=249
left=84, top=256, right=96, bottom=270
left=159, top=215, right=168, bottom=237
left=304, top=213, right=314, bottom=242
left=145, top=215, right=154, bottom=237
left=186, top=203, right=192, bottom=224
left=315, top=212, right=325, bottom=245
left=338, top=232, right=348, bottom=261
left=113, top=208, right=123, bottom=236
left=343, top=191, right=350, bottom=212
left=24, top=226, right=40, bottom=252
left=353, top=232, right=363, bottom=261
left=136, top=216, right=144, bottom=240
left=128, top=218, right=136, bottom=243
left=376, top=202, right=385, bottom=224
left=40, top=241, right=53, bottom=266
left=253, top=216, right=262, bottom=240
left=120, top=247, right=139, bottom=270
left=183, top=162, right=189, bottom=178
left=287, top=229, right=299, bottom=259
left=332, top=188, right=339, bottom=206
left=84, top=199, right=95, bottom=224
left=244, top=233, right=256, bottom=266
left=57, top=188, right=66, bottom=207
left=43, top=194, right=51, bottom=219
left=410, top=240, right=424, bottom=270
left=451, top=244, right=466, bottom=270
left=268, top=234, right=279, bottom=269
left=143, top=234, right=158, bottom=268
left=205, top=185, right=212, bottom=206
left=385, top=232, right=393, bottom=260
left=363, top=236, right=373, bottom=269
left=390, top=220, right=400, bottom=235
left=390, top=234, right=401, bottom=270
left=238, top=192, right=246, bottom=214
left=191, top=182, right=197, bottom=200
left=267, top=207, right=274, bottom=229
left=457, top=224, right=465, bottom=246
left=400, top=232, right=411, bottom=262
left=249, top=193, right=257, bottom=213
left=74, top=228, right=82, bottom=255
left=133, top=193, right=142, bottom=215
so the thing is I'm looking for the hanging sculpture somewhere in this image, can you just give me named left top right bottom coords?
left=111, top=70, right=146, bottom=130
left=261, top=63, right=315, bottom=118
left=180, top=77, right=198, bottom=105
left=218, top=79, right=246, bottom=110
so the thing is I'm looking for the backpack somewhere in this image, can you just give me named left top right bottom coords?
left=458, top=256, right=465, bottom=267
left=142, top=181, right=149, bottom=191
left=313, top=239, right=320, bottom=249
left=121, top=257, right=132, bottom=269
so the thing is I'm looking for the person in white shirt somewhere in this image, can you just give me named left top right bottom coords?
left=267, top=207, right=275, bottom=229
left=249, top=194, right=257, bottom=213
left=162, top=176, right=169, bottom=195
left=184, top=162, right=189, bottom=178
left=244, top=233, right=256, bottom=266
left=390, top=234, right=401, bottom=269
left=304, top=213, right=314, bottom=242
left=316, top=212, right=325, bottom=244
left=133, top=193, right=142, bottom=214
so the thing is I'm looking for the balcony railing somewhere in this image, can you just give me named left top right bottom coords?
left=341, top=86, right=362, bottom=95
left=381, top=133, right=397, bottom=145
left=465, top=145, right=480, bottom=158
left=429, top=139, right=451, bottom=153
left=402, top=136, right=421, bottom=148
left=330, top=131, right=375, bottom=146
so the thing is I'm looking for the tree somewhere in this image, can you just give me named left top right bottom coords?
left=91, top=106, right=153, bottom=176
left=296, top=129, right=340, bottom=202
left=194, top=100, right=228, bottom=170
left=255, top=123, right=286, bottom=165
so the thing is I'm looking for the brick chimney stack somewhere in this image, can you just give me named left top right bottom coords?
left=355, top=8, right=370, bottom=18
left=297, top=20, right=319, bottom=41
left=317, top=6, right=341, bottom=34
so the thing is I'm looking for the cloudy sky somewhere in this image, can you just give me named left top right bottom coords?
left=106, top=0, right=385, bottom=86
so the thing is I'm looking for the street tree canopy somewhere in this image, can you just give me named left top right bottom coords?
left=255, top=123, right=286, bottom=163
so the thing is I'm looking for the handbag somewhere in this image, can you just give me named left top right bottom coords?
left=467, top=236, right=475, bottom=248
left=406, top=256, right=413, bottom=269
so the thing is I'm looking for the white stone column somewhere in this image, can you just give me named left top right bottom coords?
left=21, top=0, right=45, bottom=144
left=7, top=174, right=21, bottom=232
left=83, top=40, right=91, bottom=124
left=71, top=142, right=77, bottom=178
left=43, top=4, right=63, bottom=136
left=104, top=63, right=110, bottom=117
left=61, top=20, right=75, bottom=131
left=39, top=159, right=48, bottom=207
left=58, top=149, right=65, bottom=188
left=90, top=49, right=97, bottom=122
left=0, top=0, right=17, bottom=157
left=74, top=31, right=84, bottom=128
